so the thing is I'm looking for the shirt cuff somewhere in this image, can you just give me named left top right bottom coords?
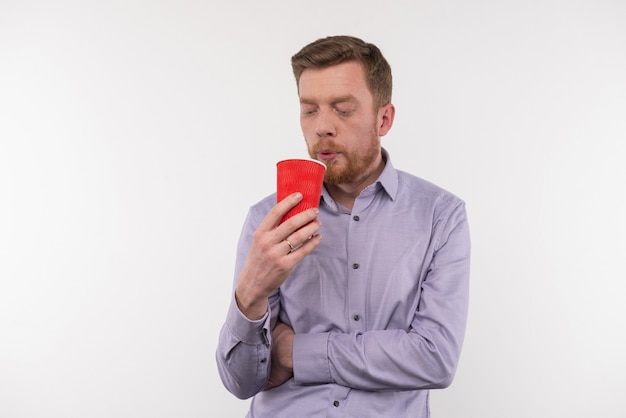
left=293, top=332, right=331, bottom=384
left=225, top=295, right=270, bottom=345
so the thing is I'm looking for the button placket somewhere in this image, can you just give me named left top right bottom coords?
left=347, top=203, right=366, bottom=333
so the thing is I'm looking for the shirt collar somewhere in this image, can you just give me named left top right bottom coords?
left=320, top=148, right=399, bottom=208
left=377, top=148, right=399, bottom=201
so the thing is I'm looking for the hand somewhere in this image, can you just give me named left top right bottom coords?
left=264, top=322, right=294, bottom=390
left=235, top=193, right=323, bottom=320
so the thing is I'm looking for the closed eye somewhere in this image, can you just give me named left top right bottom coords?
left=335, top=107, right=354, bottom=116
left=333, top=99, right=357, bottom=116
left=300, top=104, right=318, bottom=116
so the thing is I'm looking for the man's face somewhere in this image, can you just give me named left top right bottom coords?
left=298, top=61, right=386, bottom=185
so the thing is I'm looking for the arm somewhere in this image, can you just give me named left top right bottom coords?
left=289, top=202, right=470, bottom=391
left=215, top=193, right=323, bottom=399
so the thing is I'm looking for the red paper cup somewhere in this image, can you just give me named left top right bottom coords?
left=277, top=158, right=326, bottom=224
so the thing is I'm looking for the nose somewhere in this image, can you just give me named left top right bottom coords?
left=315, top=109, right=336, bottom=138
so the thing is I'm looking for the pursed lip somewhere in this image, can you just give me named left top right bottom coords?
left=317, top=149, right=340, bottom=162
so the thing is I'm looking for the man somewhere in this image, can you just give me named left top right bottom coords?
left=216, top=35, right=470, bottom=417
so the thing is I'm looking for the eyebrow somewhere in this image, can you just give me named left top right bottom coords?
left=299, top=95, right=358, bottom=105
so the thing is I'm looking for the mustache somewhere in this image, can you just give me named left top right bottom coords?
left=312, top=140, right=346, bottom=154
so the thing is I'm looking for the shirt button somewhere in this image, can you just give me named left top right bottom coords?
left=260, top=358, right=267, bottom=363
left=352, top=263, right=359, bottom=269
left=333, top=401, right=340, bottom=407
left=353, top=314, right=360, bottom=321
left=353, top=215, right=360, bottom=222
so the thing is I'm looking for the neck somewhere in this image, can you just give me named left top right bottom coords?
left=325, top=158, right=385, bottom=211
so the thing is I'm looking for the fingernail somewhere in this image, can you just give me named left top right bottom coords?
left=294, top=192, right=303, bottom=200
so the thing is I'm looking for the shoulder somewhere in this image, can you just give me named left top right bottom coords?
left=245, top=193, right=276, bottom=225
left=394, top=170, right=469, bottom=248
left=396, top=170, right=464, bottom=207
left=250, top=193, right=276, bottom=212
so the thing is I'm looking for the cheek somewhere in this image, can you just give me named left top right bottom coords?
left=302, top=133, right=317, bottom=152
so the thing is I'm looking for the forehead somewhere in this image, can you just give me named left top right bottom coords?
left=298, top=61, right=371, bottom=102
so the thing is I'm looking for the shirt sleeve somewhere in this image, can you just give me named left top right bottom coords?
left=215, top=203, right=280, bottom=399
left=216, top=297, right=271, bottom=399
left=292, top=201, right=471, bottom=391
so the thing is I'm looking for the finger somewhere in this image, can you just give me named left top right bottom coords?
left=276, top=206, right=320, bottom=238
left=283, top=215, right=322, bottom=249
left=259, top=192, right=303, bottom=231
left=285, top=233, right=323, bottom=260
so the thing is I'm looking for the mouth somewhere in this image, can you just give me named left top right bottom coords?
left=317, top=149, right=340, bottom=162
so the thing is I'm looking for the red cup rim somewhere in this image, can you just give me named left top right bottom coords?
left=277, top=158, right=326, bottom=170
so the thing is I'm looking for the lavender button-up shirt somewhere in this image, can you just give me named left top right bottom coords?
left=217, top=150, right=471, bottom=418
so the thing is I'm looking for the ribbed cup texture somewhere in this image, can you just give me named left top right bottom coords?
left=276, top=159, right=326, bottom=224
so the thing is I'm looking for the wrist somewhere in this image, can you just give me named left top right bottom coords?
left=273, top=323, right=294, bottom=370
left=235, top=286, right=268, bottom=320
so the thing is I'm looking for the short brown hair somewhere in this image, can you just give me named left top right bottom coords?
left=291, top=35, right=392, bottom=109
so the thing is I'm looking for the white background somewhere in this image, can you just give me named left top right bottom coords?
left=1, top=1, right=625, bottom=417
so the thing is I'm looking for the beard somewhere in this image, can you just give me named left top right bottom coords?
left=309, top=135, right=380, bottom=185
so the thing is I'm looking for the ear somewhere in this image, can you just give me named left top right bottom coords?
left=377, top=103, right=395, bottom=137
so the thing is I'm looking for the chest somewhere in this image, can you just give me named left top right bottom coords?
left=279, top=198, right=436, bottom=333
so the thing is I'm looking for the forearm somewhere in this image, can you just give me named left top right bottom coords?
left=293, top=326, right=463, bottom=391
